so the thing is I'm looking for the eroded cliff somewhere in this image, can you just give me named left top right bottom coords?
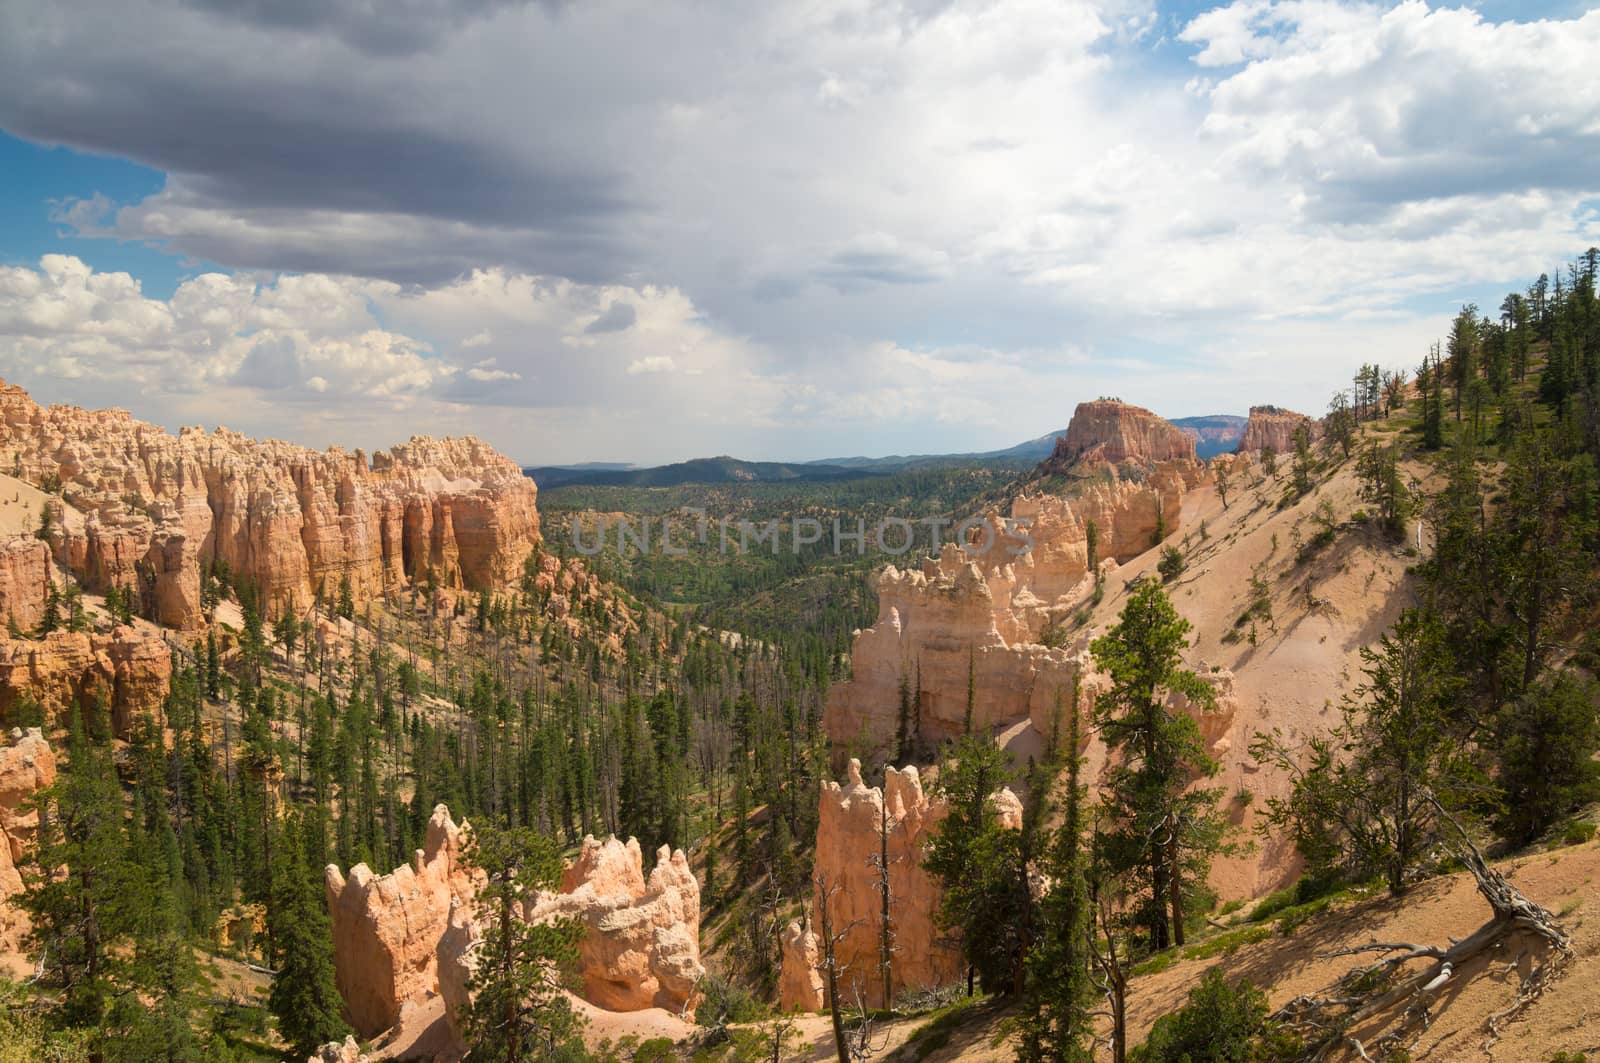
left=0, top=378, right=540, bottom=629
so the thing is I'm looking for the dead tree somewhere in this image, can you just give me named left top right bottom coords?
left=868, top=790, right=904, bottom=1012
left=1272, top=800, right=1571, bottom=1060
left=816, top=872, right=864, bottom=1063
left=845, top=984, right=892, bottom=1062
left=1087, top=881, right=1130, bottom=1063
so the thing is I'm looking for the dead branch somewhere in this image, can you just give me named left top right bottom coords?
left=1270, top=797, right=1572, bottom=1059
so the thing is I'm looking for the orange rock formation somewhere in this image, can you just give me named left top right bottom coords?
left=0, top=538, right=50, bottom=633
left=780, top=759, right=1022, bottom=1011
left=823, top=455, right=1202, bottom=760
left=1056, top=400, right=1197, bottom=465
left=0, top=728, right=55, bottom=963
left=326, top=806, right=704, bottom=1042
left=1235, top=405, right=1318, bottom=454
left=0, top=626, right=172, bottom=737
left=0, top=378, right=540, bottom=629
left=324, top=805, right=477, bottom=1037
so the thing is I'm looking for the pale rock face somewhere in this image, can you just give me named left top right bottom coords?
left=329, top=808, right=704, bottom=1045
left=525, top=836, right=704, bottom=1015
left=781, top=759, right=1010, bottom=1011
left=778, top=920, right=825, bottom=1012
left=1235, top=406, right=1319, bottom=454
left=0, top=538, right=50, bottom=632
left=324, top=805, right=476, bottom=1037
left=306, top=1036, right=371, bottom=1063
left=0, top=378, right=540, bottom=629
left=0, top=728, right=55, bottom=956
left=0, top=626, right=172, bottom=737
left=1057, top=401, right=1198, bottom=465
left=824, top=456, right=1201, bottom=762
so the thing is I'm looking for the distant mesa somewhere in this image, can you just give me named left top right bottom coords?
left=1053, top=399, right=1198, bottom=466
left=1235, top=405, right=1319, bottom=454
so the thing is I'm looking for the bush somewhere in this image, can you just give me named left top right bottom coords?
left=1158, top=546, right=1186, bottom=582
left=1128, top=969, right=1300, bottom=1062
left=696, top=976, right=767, bottom=1025
left=1562, top=820, right=1597, bottom=847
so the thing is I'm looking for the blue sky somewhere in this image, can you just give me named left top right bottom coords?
left=1, top=0, right=1597, bottom=463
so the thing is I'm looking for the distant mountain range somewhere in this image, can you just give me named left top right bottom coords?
left=527, top=413, right=1247, bottom=488
left=525, top=456, right=879, bottom=489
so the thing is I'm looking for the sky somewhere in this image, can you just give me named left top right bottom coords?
left=1, top=0, right=1597, bottom=465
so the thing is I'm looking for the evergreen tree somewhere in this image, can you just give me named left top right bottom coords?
left=1493, top=672, right=1600, bottom=845
left=924, top=735, right=1028, bottom=994
left=462, top=821, right=583, bottom=1062
left=1091, top=581, right=1227, bottom=951
left=269, top=813, right=350, bottom=1058
left=1252, top=610, right=1464, bottom=895
left=1018, top=688, right=1092, bottom=1063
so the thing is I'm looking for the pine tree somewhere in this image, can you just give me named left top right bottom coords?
left=22, top=701, right=136, bottom=1038
left=1252, top=610, right=1464, bottom=895
left=924, top=736, right=1028, bottom=995
left=269, top=813, right=350, bottom=1058
left=462, top=821, right=583, bottom=1062
left=1019, top=688, right=1093, bottom=1063
left=1091, top=581, right=1227, bottom=951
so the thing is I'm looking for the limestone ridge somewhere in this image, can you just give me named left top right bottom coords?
left=0, top=378, right=540, bottom=629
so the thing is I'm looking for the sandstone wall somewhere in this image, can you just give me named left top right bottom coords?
left=0, top=537, right=50, bottom=633
left=0, top=626, right=171, bottom=737
left=0, top=378, right=540, bottom=629
left=780, top=759, right=1022, bottom=1012
left=1235, top=406, right=1318, bottom=454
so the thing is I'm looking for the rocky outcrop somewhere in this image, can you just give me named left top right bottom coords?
left=780, top=759, right=1021, bottom=1011
left=0, top=378, right=540, bottom=629
left=779, top=920, right=826, bottom=1012
left=306, top=1037, right=372, bottom=1063
left=325, top=805, right=476, bottom=1037
left=436, top=835, right=703, bottom=1053
left=1235, top=406, right=1317, bottom=455
left=328, top=806, right=703, bottom=1042
left=530, top=835, right=703, bottom=1015
left=0, top=728, right=55, bottom=958
left=0, top=538, right=50, bottom=633
left=1056, top=401, right=1197, bottom=465
left=824, top=457, right=1199, bottom=759
left=0, top=626, right=171, bottom=736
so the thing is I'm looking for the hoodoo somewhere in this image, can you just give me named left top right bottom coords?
left=0, top=378, right=540, bottom=629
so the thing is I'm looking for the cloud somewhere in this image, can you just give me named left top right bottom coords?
left=585, top=301, right=637, bottom=334
left=625, top=355, right=676, bottom=375
left=1, top=1, right=1599, bottom=460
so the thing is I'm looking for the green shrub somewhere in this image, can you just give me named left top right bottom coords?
left=1128, top=969, right=1300, bottom=1062
left=1562, top=820, right=1597, bottom=846
left=1158, top=546, right=1186, bottom=582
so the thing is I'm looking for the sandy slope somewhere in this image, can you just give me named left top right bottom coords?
left=1075, top=446, right=1425, bottom=901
